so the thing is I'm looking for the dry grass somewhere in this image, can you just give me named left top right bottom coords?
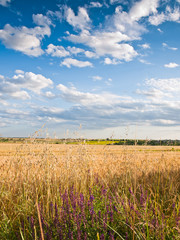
left=0, top=141, right=180, bottom=239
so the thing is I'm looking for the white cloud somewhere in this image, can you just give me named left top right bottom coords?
left=84, top=50, right=97, bottom=58
left=92, top=75, right=102, bottom=81
left=64, top=7, right=91, bottom=30
left=67, top=30, right=138, bottom=61
left=136, top=88, right=171, bottom=99
left=0, top=23, right=51, bottom=56
left=61, top=58, right=93, bottom=68
left=146, top=78, right=180, bottom=92
left=139, top=59, right=151, bottom=65
left=104, top=57, right=121, bottom=65
left=162, top=43, right=178, bottom=51
left=32, top=14, right=52, bottom=26
left=149, top=6, right=180, bottom=25
left=53, top=83, right=180, bottom=130
left=46, top=44, right=70, bottom=57
left=112, top=8, right=146, bottom=40
left=0, top=0, right=11, bottom=7
left=90, top=2, right=103, bottom=8
left=67, top=46, right=84, bottom=55
left=11, top=72, right=53, bottom=94
left=140, top=43, right=150, bottom=49
left=129, top=0, right=160, bottom=21
left=157, top=28, right=163, bottom=33
left=57, top=83, right=122, bottom=106
left=0, top=71, right=53, bottom=100
left=43, top=91, right=56, bottom=99
left=110, top=0, right=126, bottom=4
left=15, top=70, right=24, bottom=74
left=164, top=62, right=179, bottom=68
left=0, top=75, right=31, bottom=100
left=10, top=91, right=31, bottom=100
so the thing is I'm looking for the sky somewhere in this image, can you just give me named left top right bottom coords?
left=0, top=0, right=180, bottom=139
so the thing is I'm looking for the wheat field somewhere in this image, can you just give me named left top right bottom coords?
left=0, top=141, right=180, bottom=239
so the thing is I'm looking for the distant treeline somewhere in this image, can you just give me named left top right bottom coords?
left=113, top=139, right=180, bottom=146
left=0, top=137, right=180, bottom=146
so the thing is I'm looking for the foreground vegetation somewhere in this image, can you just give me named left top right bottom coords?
left=0, top=140, right=179, bottom=239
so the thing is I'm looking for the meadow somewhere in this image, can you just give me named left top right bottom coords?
left=0, top=140, right=179, bottom=239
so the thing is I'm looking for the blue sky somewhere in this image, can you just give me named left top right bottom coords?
left=0, top=0, right=180, bottom=139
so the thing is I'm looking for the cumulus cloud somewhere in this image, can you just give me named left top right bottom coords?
left=53, top=83, right=180, bottom=129
left=67, top=30, right=138, bottom=61
left=63, top=0, right=160, bottom=64
left=61, top=58, right=93, bottom=68
left=43, top=91, right=56, bottom=99
left=0, top=0, right=11, bottom=7
left=64, top=6, right=91, bottom=30
left=46, top=44, right=70, bottom=57
left=104, top=57, right=121, bottom=65
left=15, top=69, right=24, bottom=74
left=67, top=46, right=84, bottom=55
left=0, top=23, right=51, bottom=56
left=11, top=72, right=53, bottom=93
left=84, top=50, right=97, bottom=58
left=149, top=6, right=180, bottom=25
left=129, top=0, right=160, bottom=21
left=0, top=71, right=53, bottom=100
left=57, top=83, right=124, bottom=106
left=140, top=43, right=150, bottom=49
left=146, top=78, right=180, bottom=92
left=164, top=62, right=179, bottom=68
left=32, top=14, right=52, bottom=26
left=89, top=2, right=102, bottom=8
left=112, top=7, right=146, bottom=40
left=0, top=75, right=31, bottom=100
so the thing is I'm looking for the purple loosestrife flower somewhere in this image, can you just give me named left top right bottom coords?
left=84, top=232, right=88, bottom=240
left=98, top=210, right=102, bottom=227
left=54, top=202, right=59, bottom=226
left=90, top=206, right=95, bottom=225
left=76, top=213, right=82, bottom=240
left=21, top=219, right=24, bottom=236
left=109, top=211, right=113, bottom=223
left=89, top=187, right=92, bottom=195
left=129, top=187, right=133, bottom=195
left=109, top=231, right=115, bottom=240
left=79, top=193, right=86, bottom=227
left=176, top=216, right=180, bottom=227
left=15, top=232, right=21, bottom=240
left=106, top=205, right=110, bottom=214
left=102, top=186, right=107, bottom=197
left=130, top=203, right=135, bottom=211
left=151, top=218, right=156, bottom=228
left=100, top=233, right=105, bottom=240
left=113, top=205, right=118, bottom=212
left=121, top=199, right=126, bottom=211
left=49, top=202, right=53, bottom=217
left=90, top=194, right=95, bottom=202
left=30, top=216, right=35, bottom=239
left=68, top=228, right=74, bottom=239
left=45, top=231, right=51, bottom=240
left=103, top=215, right=107, bottom=231
left=172, top=202, right=176, bottom=209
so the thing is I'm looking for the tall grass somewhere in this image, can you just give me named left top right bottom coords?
left=0, top=140, right=179, bottom=239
